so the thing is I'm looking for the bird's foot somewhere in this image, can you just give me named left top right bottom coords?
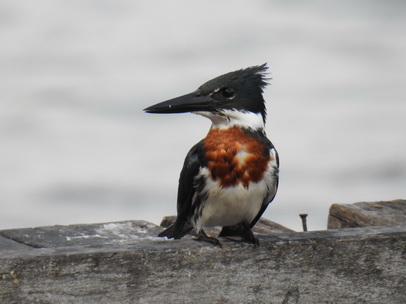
left=242, top=229, right=260, bottom=247
left=194, top=230, right=222, bottom=248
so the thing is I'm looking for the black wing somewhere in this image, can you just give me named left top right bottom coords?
left=158, top=140, right=204, bottom=239
left=249, top=146, right=279, bottom=228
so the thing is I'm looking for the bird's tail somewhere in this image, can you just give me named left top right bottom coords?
left=158, top=222, right=193, bottom=239
left=219, top=221, right=257, bottom=237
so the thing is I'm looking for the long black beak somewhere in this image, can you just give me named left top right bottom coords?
left=144, top=91, right=215, bottom=114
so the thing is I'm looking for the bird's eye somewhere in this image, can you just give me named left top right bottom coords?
left=222, top=88, right=235, bottom=99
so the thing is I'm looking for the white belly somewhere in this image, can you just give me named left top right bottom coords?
left=193, top=166, right=276, bottom=231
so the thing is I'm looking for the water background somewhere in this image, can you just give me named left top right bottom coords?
left=1, top=0, right=406, bottom=231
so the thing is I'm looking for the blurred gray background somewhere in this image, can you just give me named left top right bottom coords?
left=1, top=0, right=405, bottom=231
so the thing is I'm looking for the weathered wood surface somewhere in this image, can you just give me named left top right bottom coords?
left=328, top=199, right=406, bottom=229
left=1, top=219, right=405, bottom=304
left=160, top=216, right=294, bottom=235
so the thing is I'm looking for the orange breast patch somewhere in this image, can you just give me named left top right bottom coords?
left=204, top=127, right=271, bottom=188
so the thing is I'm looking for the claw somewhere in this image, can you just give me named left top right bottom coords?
left=194, top=229, right=222, bottom=248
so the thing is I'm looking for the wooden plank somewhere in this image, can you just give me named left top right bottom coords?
left=0, top=235, right=34, bottom=252
left=328, top=199, right=406, bottom=229
left=0, top=220, right=162, bottom=249
left=1, top=221, right=405, bottom=304
left=160, top=216, right=294, bottom=235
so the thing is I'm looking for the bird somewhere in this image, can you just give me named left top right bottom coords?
left=144, top=64, right=279, bottom=247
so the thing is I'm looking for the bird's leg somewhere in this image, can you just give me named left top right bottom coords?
left=195, top=229, right=222, bottom=248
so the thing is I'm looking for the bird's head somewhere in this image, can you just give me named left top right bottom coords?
left=144, top=64, right=269, bottom=130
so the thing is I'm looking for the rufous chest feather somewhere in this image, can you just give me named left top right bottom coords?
left=203, top=127, right=272, bottom=188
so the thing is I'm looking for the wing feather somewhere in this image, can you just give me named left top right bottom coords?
left=159, top=140, right=204, bottom=239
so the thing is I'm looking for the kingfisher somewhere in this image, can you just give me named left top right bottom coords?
left=144, top=64, right=279, bottom=247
